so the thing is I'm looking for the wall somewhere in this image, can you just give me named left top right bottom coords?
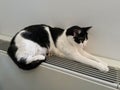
left=0, top=0, right=120, bottom=61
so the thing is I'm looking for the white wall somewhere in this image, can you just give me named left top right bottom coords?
left=0, top=0, right=120, bottom=61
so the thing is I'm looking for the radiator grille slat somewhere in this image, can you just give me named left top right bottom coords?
left=0, top=39, right=120, bottom=86
left=46, top=57, right=119, bottom=84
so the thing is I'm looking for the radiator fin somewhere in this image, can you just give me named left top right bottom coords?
left=46, top=56, right=119, bottom=85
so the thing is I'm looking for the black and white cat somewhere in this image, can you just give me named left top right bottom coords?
left=7, top=24, right=109, bottom=72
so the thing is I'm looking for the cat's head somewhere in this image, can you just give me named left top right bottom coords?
left=66, top=25, right=92, bottom=48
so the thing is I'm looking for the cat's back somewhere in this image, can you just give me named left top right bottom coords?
left=15, top=24, right=51, bottom=48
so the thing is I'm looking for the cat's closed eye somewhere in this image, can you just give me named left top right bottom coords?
left=78, top=37, right=84, bottom=40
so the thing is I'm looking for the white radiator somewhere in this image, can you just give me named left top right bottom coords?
left=0, top=39, right=120, bottom=90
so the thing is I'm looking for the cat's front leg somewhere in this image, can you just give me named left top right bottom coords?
left=64, top=50, right=109, bottom=72
left=78, top=49, right=108, bottom=66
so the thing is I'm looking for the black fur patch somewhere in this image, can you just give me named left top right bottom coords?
left=66, top=26, right=90, bottom=44
left=49, top=27, right=64, bottom=46
left=16, top=58, right=45, bottom=70
left=7, top=32, right=19, bottom=62
left=66, top=26, right=81, bottom=36
left=22, top=24, right=50, bottom=48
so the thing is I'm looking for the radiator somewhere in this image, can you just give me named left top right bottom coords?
left=0, top=39, right=120, bottom=90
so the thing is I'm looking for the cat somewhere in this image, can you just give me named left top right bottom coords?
left=7, top=24, right=109, bottom=72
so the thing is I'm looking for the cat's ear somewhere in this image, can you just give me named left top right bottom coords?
left=73, top=29, right=81, bottom=37
left=66, top=25, right=81, bottom=36
left=82, top=26, right=92, bottom=32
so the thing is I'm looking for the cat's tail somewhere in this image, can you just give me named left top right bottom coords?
left=7, top=45, right=46, bottom=70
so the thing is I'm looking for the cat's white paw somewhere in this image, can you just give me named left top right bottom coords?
left=27, top=55, right=46, bottom=64
left=32, top=55, right=45, bottom=60
left=97, top=63, right=109, bottom=72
